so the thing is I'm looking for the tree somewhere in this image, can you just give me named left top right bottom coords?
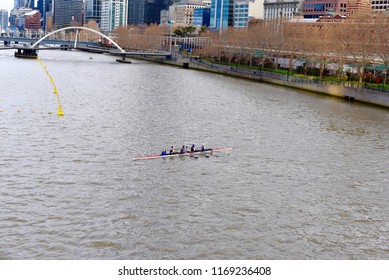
left=346, top=13, right=376, bottom=84
left=327, top=22, right=350, bottom=81
left=374, top=13, right=389, bottom=86
left=114, top=25, right=129, bottom=49
left=143, top=24, right=165, bottom=50
left=310, top=24, right=333, bottom=79
left=174, top=26, right=196, bottom=37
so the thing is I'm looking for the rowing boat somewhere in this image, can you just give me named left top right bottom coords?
left=133, top=147, right=232, bottom=160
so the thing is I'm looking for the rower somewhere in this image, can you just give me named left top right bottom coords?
left=169, top=146, right=175, bottom=154
left=190, top=144, right=195, bottom=152
left=160, top=149, right=167, bottom=156
left=180, top=145, right=186, bottom=154
left=201, top=143, right=206, bottom=152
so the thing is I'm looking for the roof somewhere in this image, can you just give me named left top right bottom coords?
left=24, top=10, right=39, bottom=16
left=289, top=18, right=318, bottom=23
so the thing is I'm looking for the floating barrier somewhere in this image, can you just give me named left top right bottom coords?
left=37, top=57, right=64, bottom=117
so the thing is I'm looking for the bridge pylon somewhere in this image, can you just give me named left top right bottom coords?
left=15, top=47, right=37, bottom=59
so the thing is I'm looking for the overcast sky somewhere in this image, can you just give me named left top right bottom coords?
left=2, top=0, right=15, bottom=12
left=2, top=0, right=38, bottom=12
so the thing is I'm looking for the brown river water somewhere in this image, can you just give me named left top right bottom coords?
left=0, top=49, right=388, bottom=259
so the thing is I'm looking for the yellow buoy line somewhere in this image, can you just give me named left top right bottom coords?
left=37, top=57, right=65, bottom=116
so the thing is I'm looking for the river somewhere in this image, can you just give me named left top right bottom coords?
left=0, top=49, right=388, bottom=259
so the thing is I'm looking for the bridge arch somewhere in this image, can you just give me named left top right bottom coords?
left=30, top=26, right=125, bottom=53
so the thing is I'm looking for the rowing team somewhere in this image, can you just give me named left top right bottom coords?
left=160, top=144, right=210, bottom=156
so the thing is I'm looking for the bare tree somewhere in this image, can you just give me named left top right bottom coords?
left=114, top=25, right=129, bottom=49
left=283, top=22, right=308, bottom=73
left=346, top=13, right=376, bottom=84
left=374, top=13, right=389, bottom=86
left=142, top=24, right=165, bottom=50
left=326, top=22, right=350, bottom=81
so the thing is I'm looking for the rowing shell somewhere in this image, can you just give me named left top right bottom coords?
left=133, top=148, right=232, bottom=160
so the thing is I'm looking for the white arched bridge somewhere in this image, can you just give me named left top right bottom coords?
left=1, top=26, right=171, bottom=59
left=31, top=26, right=126, bottom=52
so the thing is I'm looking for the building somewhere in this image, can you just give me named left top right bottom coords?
left=210, top=0, right=234, bottom=30
left=234, top=0, right=249, bottom=28
left=37, top=0, right=53, bottom=30
left=9, top=7, right=32, bottom=28
left=14, top=0, right=35, bottom=9
left=264, top=0, right=302, bottom=20
left=249, top=0, right=264, bottom=19
left=371, top=0, right=388, bottom=13
left=372, top=0, right=389, bottom=12
left=302, top=0, right=348, bottom=18
left=86, top=0, right=102, bottom=24
left=160, top=8, right=170, bottom=24
left=0, top=9, right=9, bottom=30
left=316, top=12, right=346, bottom=21
left=24, top=10, right=41, bottom=30
left=175, top=2, right=207, bottom=26
left=46, top=10, right=53, bottom=31
left=192, top=7, right=211, bottom=26
left=127, top=0, right=170, bottom=25
left=347, top=0, right=371, bottom=16
left=53, top=0, right=84, bottom=29
left=101, top=0, right=128, bottom=32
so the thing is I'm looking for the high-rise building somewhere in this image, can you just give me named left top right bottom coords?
left=15, top=0, right=35, bottom=8
left=175, top=2, right=206, bottom=26
left=234, top=0, right=249, bottom=28
left=193, top=7, right=211, bottom=26
left=101, top=0, right=128, bottom=32
left=86, top=0, right=102, bottom=23
left=38, top=0, right=53, bottom=29
left=9, top=7, right=32, bottom=27
left=0, top=9, right=9, bottom=30
left=127, top=0, right=170, bottom=25
left=210, top=0, right=234, bottom=30
left=14, top=0, right=21, bottom=9
left=53, top=0, right=84, bottom=28
left=264, top=0, right=302, bottom=20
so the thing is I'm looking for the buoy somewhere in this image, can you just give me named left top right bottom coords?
left=57, top=106, right=64, bottom=116
left=38, top=57, right=65, bottom=117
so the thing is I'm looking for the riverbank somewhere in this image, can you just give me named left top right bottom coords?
left=125, top=55, right=389, bottom=109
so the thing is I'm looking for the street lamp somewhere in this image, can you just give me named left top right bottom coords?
left=169, top=20, right=174, bottom=56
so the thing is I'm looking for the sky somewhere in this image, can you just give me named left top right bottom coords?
left=1, top=0, right=37, bottom=12
left=2, top=0, right=14, bottom=12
